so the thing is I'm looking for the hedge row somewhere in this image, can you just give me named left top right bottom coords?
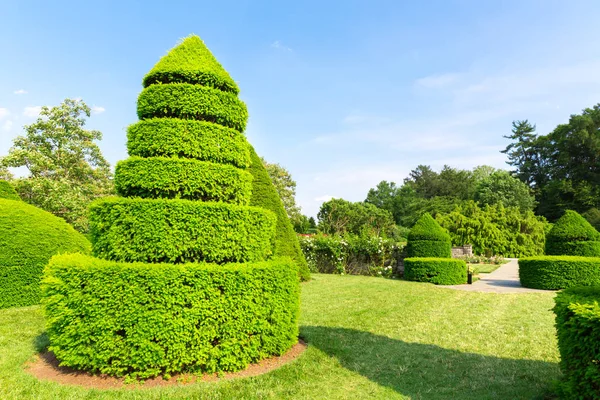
left=115, top=157, right=253, bottom=205
left=89, top=197, right=276, bottom=264
left=0, top=180, right=19, bottom=200
left=519, top=256, right=600, bottom=290
left=545, top=210, right=600, bottom=256
left=127, top=118, right=250, bottom=168
left=42, top=253, right=299, bottom=378
left=137, top=83, right=248, bottom=132
left=404, top=258, right=467, bottom=285
left=553, top=287, right=600, bottom=399
left=406, top=213, right=452, bottom=258
left=142, top=35, right=239, bottom=95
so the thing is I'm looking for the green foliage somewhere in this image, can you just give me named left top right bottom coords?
left=115, top=156, right=253, bottom=205
left=583, top=208, right=600, bottom=232
left=436, top=201, right=547, bottom=257
left=0, top=180, right=19, bottom=200
left=404, top=257, right=467, bottom=285
left=406, top=213, right=451, bottom=258
left=143, top=35, right=239, bottom=94
left=0, top=199, right=91, bottom=309
left=553, top=286, right=600, bottom=399
left=318, top=198, right=395, bottom=237
left=474, top=170, right=536, bottom=212
left=298, top=233, right=402, bottom=276
left=127, top=118, right=250, bottom=168
left=293, top=214, right=317, bottom=234
left=262, top=158, right=301, bottom=223
left=137, top=83, right=248, bottom=133
left=545, top=210, right=600, bottom=256
left=42, top=253, right=299, bottom=378
left=519, top=256, right=600, bottom=290
left=247, top=146, right=310, bottom=281
left=89, top=197, right=276, bottom=264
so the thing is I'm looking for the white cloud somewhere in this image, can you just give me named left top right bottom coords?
left=271, top=40, right=292, bottom=52
left=314, top=195, right=334, bottom=202
left=13, top=89, right=27, bottom=95
left=0, top=108, right=9, bottom=119
left=23, top=106, right=42, bottom=118
left=415, top=73, right=460, bottom=88
left=2, top=120, right=13, bottom=132
left=91, top=106, right=106, bottom=114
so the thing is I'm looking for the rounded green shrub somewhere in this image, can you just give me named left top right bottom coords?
left=519, top=256, right=600, bottom=290
left=404, top=257, right=467, bottom=285
left=0, top=199, right=91, bottom=308
left=406, top=213, right=452, bottom=258
left=545, top=210, right=600, bottom=256
left=553, top=286, right=600, bottom=398
left=114, top=157, right=253, bottom=204
left=0, top=180, right=19, bottom=200
left=43, top=253, right=299, bottom=379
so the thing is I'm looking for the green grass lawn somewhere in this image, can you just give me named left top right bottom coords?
left=469, top=263, right=503, bottom=274
left=0, top=274, right=560, bottom=399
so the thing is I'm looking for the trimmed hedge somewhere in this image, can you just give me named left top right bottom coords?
left=553, top=287, right=600, bottom=398
left=519, top=256, right=600, bottom=290
left=127, top=118, right=250, bottom=168
left=404, top=257, right=467, bottom=285
left=0, top=180, right=19, bottom=200
left=247, top=145, right=310, bottom=281
left=0, top=199, right=91, bottom=309
left=89, top=197, right=276, bottom=264
left=406, top=213, right=452, bottom=258
left=115, top=156, right=253, bottom=205
left=143, top=35, right=239, bottom=95
left=137, top=83, right=248, bottom=133
left=545, top=210, right=600, bottom=256
left=42, top=253, right=299, bottom=378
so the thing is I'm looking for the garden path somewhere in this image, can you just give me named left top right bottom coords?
left=443, top=259, right=553, bottom=294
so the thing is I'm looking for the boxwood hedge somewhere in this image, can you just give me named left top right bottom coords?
left=137, top=83, right=248, bottom=133
left=115, top=156, right=253, bottom=204
left=404, top=257, right=467, bottom=285
left=406, top=213, right=452, bottom=258
left=42, top=253, right=299, bottom=378
left=0, top=180, right=19, bottom=200
left=127, top=118, right=250, bottom=168
left=553, top=287, right=600, bottom=399
left=0, top=199, right=91, bottom=309
left=89, top=197, right=276, bottom=264
left=545, top=210, right=600, bottom=256
left=519, top=256, right=600, bottom=290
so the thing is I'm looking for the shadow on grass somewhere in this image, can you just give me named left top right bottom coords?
left=301, top=326, right=559, bottom=400
left=34, top=332, right=49, bottom=353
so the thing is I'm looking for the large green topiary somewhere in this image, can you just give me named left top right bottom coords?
left=404, top=257, right=467, bottom=285
left=0, top=180, right=19, bottom=200
left=519, top=256, right=600, bottom=290
left=545, top=210, right=600, bottom=256
left=0, top=199, right=91, bottom=309
left=406, top=213, right=452, bottom=258
left=43, top=35, right=300, bottom=378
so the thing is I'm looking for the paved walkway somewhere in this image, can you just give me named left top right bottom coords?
left=444, top=259, right=553, bottom=294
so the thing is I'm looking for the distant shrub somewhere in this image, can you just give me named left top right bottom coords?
left=407, top=213, right=452, bottom=258
left=519, top=256, right=600, bottom=290
left=0, top=180, right=19, bottom=200
left=553, top=287, right=600, bottom=399
left=545, top=210, right=600, bottom=256
left=404, top=257, right=467, bottom=285
left=0, top=199, right=91, bottom=309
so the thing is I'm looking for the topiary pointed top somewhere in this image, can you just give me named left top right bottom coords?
left=547, top=210, right=600, bottom=243
left=143, top=35, right=239, bottom=94
left=408, top=213, right=451, bottom=242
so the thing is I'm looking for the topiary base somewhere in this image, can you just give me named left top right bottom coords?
left=404, top=257, right=467, bottom=285
left=519, top=256, right=600, bottom=290
left=42, top=253, right=299, bottom=379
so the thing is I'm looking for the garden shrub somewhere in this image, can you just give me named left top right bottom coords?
left=42, top=253, right=299, bottom=379
left=519, top=256, right=600, bottom=290
left=406, top=213, right=452, bottom=258
left=553, top=287, right=600, bottom=398
left=404, top=257, right=467, bottom=285
left=545, top=210, right=600, bottom=256
left=0, top=199, right=90, bottom=309
left=0, top=180, right=19, bottom=200
left=248, top=145, right=310, bottom=281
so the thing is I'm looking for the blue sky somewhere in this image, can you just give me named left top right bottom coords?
left=2, top=1, right=600, bottom=217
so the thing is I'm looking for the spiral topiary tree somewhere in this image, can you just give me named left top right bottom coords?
left=545, top=210, right=600, bottom=257
left=406, top=213, right=452, bottom=258
left=42, top=36, right=300, bottom=379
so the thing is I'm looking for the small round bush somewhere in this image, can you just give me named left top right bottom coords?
left=0, top=180, right=19, bottom=201
left=519, top=256, right=600, bottom=290
left=545, top=210, right=600, bottom=256
left=406, top=213, right=452, bottom=258
left=404, top=257, right=467, bottom=285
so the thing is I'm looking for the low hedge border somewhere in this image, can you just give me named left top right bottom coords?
left=89, top=197, right=276, bottom=264
left=137, top=84, right=248, bottom=133
left=553, top=287, right=600, bottom=398
left=127, top=119, right=250, bottom=168
left=114, top=157, right=253, bottom=205
left=42, top=253, right=299, bottom=379
left=404, top=257, right=467, bottom=285
left=519, top=256, right=600, bottom=290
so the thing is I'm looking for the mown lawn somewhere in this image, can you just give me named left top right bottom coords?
left=0, top=274, right=560, bottom=399
left=469, top=263, right=502, bottom=274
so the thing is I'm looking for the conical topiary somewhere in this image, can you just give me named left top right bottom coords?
left=0, top=180, right=19, bottom=201
left=406, top=213, right=452, bottom=258
left=545, top=210, right=600, bottom=256
left=42, top=36, right=300, bottom=379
